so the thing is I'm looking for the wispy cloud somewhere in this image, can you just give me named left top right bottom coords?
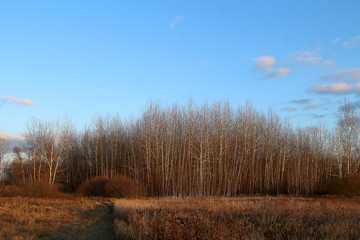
left=280, top=106, right=297, bottom=112
left=1, top=96, right=34, bottom=106
left=252, top=56, right=291, bottom=79
left=293, top=50, right=336, bottom=67
left=169, top=15, right=185, bottom=29
left=321, top=68, right=360, bottom=82
left=289, top=98, right=312, bottom=105
left=265, top=68, right=291, bottom=78
left=289, top=98, right=317, bottom=109
left=321, top=60, right=337, bottom=67
left=295, top=51, right=322, bottom=65
left=311, top=114, right=326, bottom=119
left=201, top=61, right=213, bottom=66
left=342, top=35, right=360, bottom=48
left=331, top=38, right=341, bottom=44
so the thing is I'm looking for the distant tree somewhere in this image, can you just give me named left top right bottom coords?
left=13, top=146, right=26, bottom=184
left=334, top=100, right=360, bottom=178
left=0, top=134, right=9, bottom=175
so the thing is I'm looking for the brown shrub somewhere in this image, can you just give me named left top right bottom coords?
left=327, top=174, right=360, bottom=197
left=77, top=175, right=147, bottom=198
left=0, top=180, right=72, bottom=199
left=105, top=175, right=147, bottom=198
left=77, top=177, right=108, bottom=197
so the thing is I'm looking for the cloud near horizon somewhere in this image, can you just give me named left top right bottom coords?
left=313, top=68, right=360, bottom=95
left=313, top=82, right=360, bottom=94
left=288, top=98, right=318, bottom=109
left=0, top=132, right=25, bottom=141
left=280, top=106, right=297, bottom=112
left=1, top=96, right=34, bottom=106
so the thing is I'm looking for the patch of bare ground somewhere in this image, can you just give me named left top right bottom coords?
left=114, top=196, right=360, bottom=240
left=0, top=197, right=116, bottom=240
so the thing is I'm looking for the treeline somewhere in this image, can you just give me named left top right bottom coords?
left=1, top=101, right=360, bottom=196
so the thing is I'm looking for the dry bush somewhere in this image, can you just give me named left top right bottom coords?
left=0, top=197, right=97, bottom=239
left=326, top=174, right=360, bottom=197
left=114, top=197, right=360, bottom=240
left=77, top=177, right=108, bottom=197
left=105, top=175, right=147, bottom=198
left=0, top=180, right=73, bottom=199
left=77, top=176, right=147, bottom=198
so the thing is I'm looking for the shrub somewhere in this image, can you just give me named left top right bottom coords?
left=77, top=175, right=147, bottom=198
left=326, top=174, right=360, bottom=197
left=77, top=177, right=108, bottom=197
left=0, top=180, right=71, bottom=198
left=105, top=175, right=147, bottom=198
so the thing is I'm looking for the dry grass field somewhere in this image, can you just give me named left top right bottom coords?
left=114, top=196, right=360, bottom=240
left=0, top=197, right=99, bottom=240
left=2, top=196, right=360, bottom=239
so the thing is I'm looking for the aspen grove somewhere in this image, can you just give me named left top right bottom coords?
left=2, top=101, right=360, bottom=197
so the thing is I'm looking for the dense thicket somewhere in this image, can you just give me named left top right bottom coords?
left=1, top=101, right=360, bottom=196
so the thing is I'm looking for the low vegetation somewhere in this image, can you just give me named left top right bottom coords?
left=77, top=175, right=147, bottom=198
left=0, top=197, right=97, bottom=239
left=114, top=196, right=360, bottom=240
left=0, top=180, right=72, bottom=198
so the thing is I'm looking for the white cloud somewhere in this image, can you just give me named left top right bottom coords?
left=331, top=38, right=341, bottom=44
left=252, top=56, right=291, bottom=78
left=321, top=68, right=360, bottom=82
left=1, top=96, right=34, bottom=106
left=313, top=82, right=360, bottom=94
left=265, top=68, right=291, bottom=78
left=169, top=15, right=185, bottom=29
left=253, top=56, right=275, bottom=73
left=342, top=35, right=360, bottom=48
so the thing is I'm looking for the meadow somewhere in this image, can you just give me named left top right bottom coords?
left=1, top=196, right=360, bottom=239
left=114, top=196, right=360, bottom=240
left=0, top=197, right=99, bottom=239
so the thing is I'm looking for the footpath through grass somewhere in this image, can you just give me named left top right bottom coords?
left=0, top=197, right=116, bottom=240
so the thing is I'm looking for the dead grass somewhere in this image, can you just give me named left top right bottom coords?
left=114, top=196, right=360, bottom=240
left=0, top=197, right=98, bottom=239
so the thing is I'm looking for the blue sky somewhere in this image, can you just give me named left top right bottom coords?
left=1, top=0, right=360, bottom=139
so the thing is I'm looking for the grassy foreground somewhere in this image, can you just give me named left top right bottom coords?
left=114, top=196, right=360, bottom=240
left=0, top=197, right=98, bottom=239
left=1, top=196, right=360, bottom=239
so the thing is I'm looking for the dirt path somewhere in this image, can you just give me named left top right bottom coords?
left=51, top=201, right=117, bottom=240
